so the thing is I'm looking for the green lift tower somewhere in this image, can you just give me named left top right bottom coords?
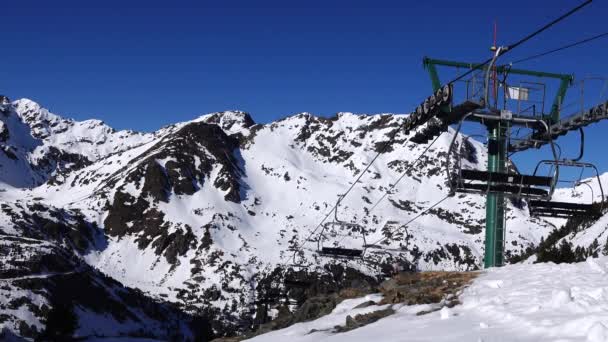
left=422, top=56, right=573, bottom=268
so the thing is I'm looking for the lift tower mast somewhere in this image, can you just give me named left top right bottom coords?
left=422, top=55, right=572, bottom=268
left=395, top=1, right=597, bottom=268
left=486, top=36, right=507, bottom=268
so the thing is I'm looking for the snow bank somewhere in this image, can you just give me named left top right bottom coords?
left=249, top=257, right=608, bottom=342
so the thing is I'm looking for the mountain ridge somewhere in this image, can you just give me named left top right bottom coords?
left=0, top=96, right=605, bottom=339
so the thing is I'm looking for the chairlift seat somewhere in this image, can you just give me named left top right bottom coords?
left=460, top=170, right=553, bottom=187
left=318, top=247, right=363, bottom=258
left=528, top=200, right=599, bottom=218
left=454, top=182, right=549, bottom=197
left=324, top=221, right=364, bottom=230
left=528, top=208, right=587, bottom=218
left=284, top=279, right=311, bottom=288
left=255, top=298, right=278, bottom=305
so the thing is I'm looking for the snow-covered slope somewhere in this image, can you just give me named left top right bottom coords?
left=0, top=98, right=152, bottom=189
left=541, top=174, right=608, bottom=253
left=0, top=96, right=586, bottom=338
left=0, top=235, right=204, bottom=341
left=13, top=98, right=153, bottom=161
left=248, top=257, right=608, bottom=342
left=0, top=97, right=46, bottom=188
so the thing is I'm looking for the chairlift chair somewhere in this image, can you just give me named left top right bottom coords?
left=284, top=247, right=314, bottom=288
left=283, top=262, right=313, bottom=289
left=528, top=160, right=605, bottom=218
left=283, top=278, right=311, bottom=289
left=446, top=114, right=559, bottom=200
left=316, top=196, right=367, bottom=259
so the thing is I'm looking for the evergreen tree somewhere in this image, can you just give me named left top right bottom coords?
left=38, top=301, right=78, bottom=341
left=589, top=238, right=600, bottom=258
left=557, top=240, right=575, bottom=263
left=574, top=246, right=586, bottom=262
left=603, top=237, right=608, bottom=256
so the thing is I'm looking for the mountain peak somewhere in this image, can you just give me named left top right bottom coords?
left=13, top=97, right=40, bottom=108
left=0, top=95, right=10, bottom=105
left=195, top=110, right=255, bottom=136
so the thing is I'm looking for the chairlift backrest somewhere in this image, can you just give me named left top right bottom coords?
left=529, top=159, right=605, bottom=218
left=316, top=196, right=367, bottom=259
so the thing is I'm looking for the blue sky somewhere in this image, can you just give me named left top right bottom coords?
left=3, top=0, right=608, bottom=175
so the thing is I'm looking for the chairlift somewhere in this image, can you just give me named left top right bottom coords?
left=528, top=160, right=605, bottom=219
left=316, top=196, right=367, bottom=259
left=283, top=278, right=311, bottom=289
left=446, top=114, right=559, bottom=200
left=527, top=127, right=605, bottom=218
left=283, top=245, right=315, bottom=288
left=283, top=259, right=313, bottom=289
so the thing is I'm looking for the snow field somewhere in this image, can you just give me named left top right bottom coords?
left=250, top=257, right=608, bottom=342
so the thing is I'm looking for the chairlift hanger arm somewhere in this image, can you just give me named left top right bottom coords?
left=572, top=128, right=585, bottom=162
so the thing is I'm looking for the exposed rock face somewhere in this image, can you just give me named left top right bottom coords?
left=336, top=307, right=395, bottom=333
left=249, top=266, right=377, bottom=338
left=0, top=98, right=152, bottom=188
left=0, top=235, right=206, bottom=341
left=378, top=271, right=477, bottom=305
left=101, top=121, right=242, bottom=267
left=0, top=201, right=102, bottom=254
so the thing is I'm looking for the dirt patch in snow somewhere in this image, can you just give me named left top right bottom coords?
left=379, top=271, right=478, bottom=306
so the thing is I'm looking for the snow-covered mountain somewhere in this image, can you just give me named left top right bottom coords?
left=0, top=97, right=152, bottom=189
left=0, top=96, right=595, bottom=340
left=0, top=235, right=204, bottom=341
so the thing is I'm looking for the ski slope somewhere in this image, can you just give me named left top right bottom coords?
left=249, top=257, right=608, bottom=342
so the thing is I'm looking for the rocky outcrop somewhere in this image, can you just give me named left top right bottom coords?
left=0, top=236, right=207, bottom=341
left=0, top=202, right=101, bottom=254
left=378, top=271, right=477, bottom=306
left=335, top=307, right=395, bottom=333
left=102, top=121, right=242, bottom=263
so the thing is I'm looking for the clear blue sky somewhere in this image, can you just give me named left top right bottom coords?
left=3, top=0, right=608, bottom=174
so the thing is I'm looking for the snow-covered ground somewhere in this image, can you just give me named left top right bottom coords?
left=249, top=257, right=608, bottom=342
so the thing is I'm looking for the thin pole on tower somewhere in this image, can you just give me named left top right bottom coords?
left=485, top=21, right=507, bottom=268
left=493, top=21, right=497, bottom=105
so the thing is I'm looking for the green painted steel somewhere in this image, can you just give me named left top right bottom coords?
left=550, top=77, right=572, bottom=123
left=423, top=58, right=442, bottom=92
left=422, top=57, right=572, bottom=121
left=423, top=57, right=479, bottom=71
left=484, top=123, right=507, bottom=268
left=423, top=57, right=572, bottom=80
left=422, top=56, right=573, bottom=268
